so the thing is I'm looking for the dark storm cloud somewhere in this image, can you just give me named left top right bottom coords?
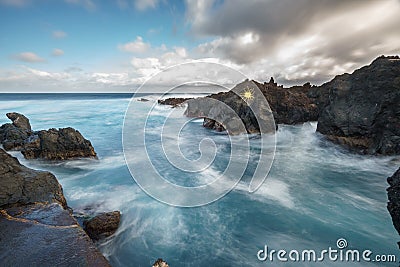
left=187, top=0, right=400, bottom=84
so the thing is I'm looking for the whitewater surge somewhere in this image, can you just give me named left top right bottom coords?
left=0, top=94, right=398, bottom=266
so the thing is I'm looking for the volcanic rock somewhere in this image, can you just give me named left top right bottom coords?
left=184, top=78, right=317, bottom=134
left=0, top=149, right=110, bottom=266
left=0, top=149, right=66, bottom=208
left=153, top=258, right=170, bottom=267
left=388, top=168, right=400, bottom=237
left=22, top=127, right=97, bottom=160
left=158, top=97, right=193, bottom=107
left=83, top=211, right=121, bottom=241
left=316, top=55, right=400, bottom=155
left=0, top=113, right=97, bottom=160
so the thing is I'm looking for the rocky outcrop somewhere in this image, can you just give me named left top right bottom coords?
left=388, top=168, right=400, bottom=238
left=22, top=127, right=97, bottom=160
left=185, top=80, right=276, bottom=134
left=253, top=80, right=319, bottom=124
left=158, top=97, right=192, bottom=107
left=316, top=56, right=400, bottom=155
left=0, top=113, right=97, bottom=160
left=0, top=149, right=66, bottom=208
left=0, top=149, right=110, bottom=266
left=0, top=112, right=32, bottom=150
left=83, top=211, right=121, bottom=241
left=153, top=258, right=170, bottom=267
left=185, top=78, right=318, bottom=134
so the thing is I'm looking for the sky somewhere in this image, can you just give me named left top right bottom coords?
left=0, top=0, right=399, bottom=92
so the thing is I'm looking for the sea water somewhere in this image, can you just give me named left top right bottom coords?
left=0, top=94, right=399, bottom=267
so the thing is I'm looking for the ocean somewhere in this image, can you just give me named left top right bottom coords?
left=0, top=93, right=399, bottom=266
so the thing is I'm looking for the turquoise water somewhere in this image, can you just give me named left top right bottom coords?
left=0, top=94, right=399, bottom=266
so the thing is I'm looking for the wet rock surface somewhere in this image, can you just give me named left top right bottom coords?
left=316, top=56, right=400, bottom=155
left=83, top=211, right=121, bottom=241
left=0, top=203, right=110, bottom=267
left=0, top=113, right=97, bottom=160
left=388, top=168, right=400, bottom=237
left=0, top=149, right=110, bottom=266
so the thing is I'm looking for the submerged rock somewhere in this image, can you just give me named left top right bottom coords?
left=316, top=55, right=400, bottom=155
left=388, top=168, right=400, bottom=238
left=0, top=113, right=97, bottom=160
left=83, top=211, right=121, bottom=241
left=0, top=149, right=110, bottom=266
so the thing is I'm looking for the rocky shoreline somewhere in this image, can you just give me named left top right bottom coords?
left=0, top=149, right=112, bottom=266
left=0, top=114, right=123, bottom=266
left=161, top=55, right=400, bottom=156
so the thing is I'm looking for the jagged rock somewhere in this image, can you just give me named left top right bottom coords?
left=0, top=113, right=97, bottom=160
left=0, top=149, right=110, bottom=266
left=0, top=113, right=32, bottom=151
left=0, top=149, right=67, bottom=208
left=153, top=258, right=170, bottom=267
left=0, top=123, right=30, bottom=150
left=253, top=80, right=319, bottom=125
left=22, top=127, right=97, bottom=160
left=158, top=97, right=192, bottom=107
left=185, top=80, right=276, bottom=134
left=388, top=168, right=400, bottom=237
left=6, top=112, right=32, bottom=132
left=83, top=211, right=121, bottom=241
left=185, top=78, right=317, bottom=134
left=316, top=55, right=400, bottom=155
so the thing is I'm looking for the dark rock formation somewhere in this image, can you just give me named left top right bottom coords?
left=83, top=211, right=121, bottom=241
left=184, top=78, right=317, bottom=134
left=22, top=127, right=97, bottom=160
left=153, top=258, right=170, bottom=267
left=158, top=97, right=192, bottom=107
left=6, top=112, right=32, bottom=132
left=0, top=112, right=32, bottom=150
left=0, top=113, right=97, bottom=160
left=388, top=168, right=400, bottom=238
left=0, top=149, right=67, bottom=208
left=0, top=149, right=110, bottom=266
left=185, top=80, right=276, bottom=134
left=316, top=56, right=400, bottom=155
left=253, top=80, right=319, bottom=125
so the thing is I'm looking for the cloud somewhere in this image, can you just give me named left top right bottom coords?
left=118, top=36, right=151, bottom=53
left=13, top=52, right=45, bottom=63
left=0, top=0, right=30, bottom=7
left=134, top=0, right=160, bottom=11
left=52, top=30, right=67, bottom=39
left=186, top=0, right=400, bottom=85
left=64, top=0, right=96, bottom=11
left=52, top=48, right=64, bottom=56
left=24, top=66, right=70, bottom=80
